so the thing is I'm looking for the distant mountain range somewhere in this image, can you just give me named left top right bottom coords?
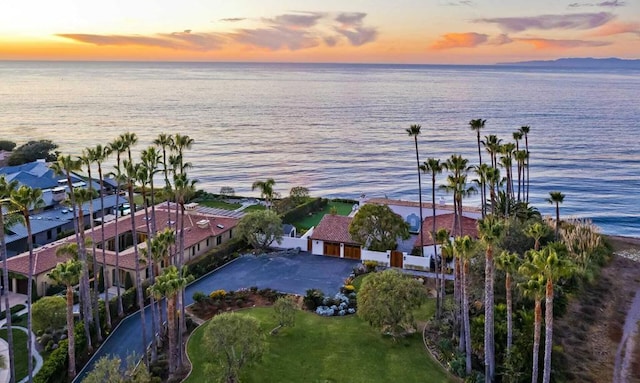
left=498, top=57, right=640, bottom=69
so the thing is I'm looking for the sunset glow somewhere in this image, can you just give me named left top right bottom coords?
left=1, top=0, right=638, bottom=64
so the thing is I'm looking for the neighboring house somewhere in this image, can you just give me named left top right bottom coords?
left=5, top=204, right=239, bottom=296
left=308, top=214, right=361, bottom=260
left=283, top=224, right=296, bottom=238
left=414, top=213, right=479, bottom=266
left=363, top=197, right=481, bottom=233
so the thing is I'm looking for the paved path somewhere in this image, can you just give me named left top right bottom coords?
left=0, top=307, right=43, bottom=383
left=73, top=252, right=359, bottom=382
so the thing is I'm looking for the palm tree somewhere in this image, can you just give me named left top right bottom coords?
left=407, top=124, right=425, bottom=257
left=147, top=265, right=192, bottom=377
left=10, top=185, right=44, bottom=383
left=469, top=118, right=486, bottom=168
left=485, top=167, right=501, bottom=215
left=526, top=222, right=550, bottom=251
left=109, top=137, right=127, bottom=316
left=454, top=235, right=475, bottom=375
left=519, top=126, right=531, bottom=202
left=514, top=150, right=527, bottom=202
left=124, top=159, right=149, bottom=368
left=80, top=150, right=103, bottom=342
left=540, top=243, right=573, bottom=383
left=154, top=133, right=174, bottom=221
left=49, top=259, right=83, bottom=379
left=482, top=134, right=502, bottom=169
left=434, top=228, right=451, bottom=319
left=442, top=154, right=472, bottom=236
left=90, top=143, right=113, bottom=329
left=546, top=191, right=565, bottom=241
left=474, top=163, right=491, bottom=217
left=499, top=143, right=516, bottom=201
left=495, top=251, right=520, bottom=352
left=421, top=158, right=443, bottom=314
left=251, top=178, right=277, bottom=210
left=0, top=176, right=18, bottom=383
left=519, top=262, right=545, bottom=383
left=477, top=215, right=504, bottom=383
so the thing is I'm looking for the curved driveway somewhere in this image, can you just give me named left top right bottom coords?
left=74, top=252, right=359, bottom=382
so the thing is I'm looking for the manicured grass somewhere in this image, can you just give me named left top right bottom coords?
left=295, top=201, right=354, bottom=230
left=199, top=200, right=242, bottom=210
left=243, top=204, right=266, bottom=212
left=0, top=328, right=32, bottom=381
left=186, top=306, right=452, bottom=383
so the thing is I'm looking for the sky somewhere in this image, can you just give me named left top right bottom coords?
left=1, top=0, right=639, bottom=64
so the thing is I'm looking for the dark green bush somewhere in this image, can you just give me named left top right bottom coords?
left=192, top=291, right=207, bottom=303
left=0, top=304, right=26, bottom=320
left=280, top=197, right=328, bottom=224
left=124, top=272, right=134, bottom=290
left=303, top=288, right=325, bottom=310
left=187, top=238, right=244, bottom=279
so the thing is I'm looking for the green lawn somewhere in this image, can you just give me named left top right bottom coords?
left=199, top=200, right=242, bottom=210
left=243, top=204, right=266, bottom=212
left=295, top=201, right=354, bottom=230
left=0, top=328, right=32, bottom=381
left=185, top=306, right=451, bottom=383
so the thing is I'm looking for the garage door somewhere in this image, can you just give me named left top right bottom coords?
left=344, top=245, right=361, bottom=260
left=324, top=242, right=340, bottom=257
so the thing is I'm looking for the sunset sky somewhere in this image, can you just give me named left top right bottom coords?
left=1, top=0, right=639, bottom=64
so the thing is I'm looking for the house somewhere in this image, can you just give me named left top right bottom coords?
left=283, top=224, right=297, bottom=238
left=5, top=204, right=239, bottom=296
left=308, top=214, right=361, bottom=260
left=414, top=213, right=479, bottom=268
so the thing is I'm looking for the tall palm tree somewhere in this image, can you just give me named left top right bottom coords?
left=421, top=158, right=443, bottom=314
left=123, top=159, right=149, bottom=368
left=434, top=228, right=451, bottom=319
left=540, top=243, right=573, bottom=383
left=147, top=265, right=192, bottom=377
left=80, top=149, right=103, bottom=342
left=109, top=137, right=127, bottom=316
left=474, top=163, right=491, bottom=217
left=10, top=185, right=44, bottom=383
left=519, top=264, right=545, bottom=383
left=485, top=167, right=501, bottom=215
left=514, top=150, right=527, bottom=202
left=49, top=259, right=82, bottom=379
left=407, top=124, right=425, bottom=257
left=546, top=191, right=565, bottom=241
left=482, top=134, right=502, bottom=169
left=251, top=178, right=277, bottom=210
left=499, top=143, right=516, bottom=201
left=0, top=176, right=18, bottom=383
left=154, top=133, right=174, bottom=221
left=469, top=118, right=486, bottom=167
left=519, top=126, right=531, bottom=202
left=442, top=154, right=472, bottom=236
left=477, top=215, right=504, bottom=383
left=454, top=235, right=475, bottom=375
left=90, top=143, right=112, bottom=329
left=495, top=250, right=520, bottom=352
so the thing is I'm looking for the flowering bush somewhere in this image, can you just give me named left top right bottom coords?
left=209, top=289, right=227, bottom=299
left=313, top=292, right=357, bottom=317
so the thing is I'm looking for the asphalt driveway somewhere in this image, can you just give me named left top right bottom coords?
left=74, top=252, right=359, bottom=382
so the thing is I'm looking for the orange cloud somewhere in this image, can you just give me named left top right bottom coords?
left=430, top=32, right=488, bottom=50
left=515, top=37, right=611, bottom=49
left=589, top=21, right=640, bottom=36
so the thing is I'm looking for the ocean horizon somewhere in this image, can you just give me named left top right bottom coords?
left=1, top=60, right=638, bottom=237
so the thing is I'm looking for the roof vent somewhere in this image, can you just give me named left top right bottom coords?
left=216, top=224, right=224, bottom=229
left=185, top=202, right=198, bottom=211
left=196, top=219, right=209, bottom=229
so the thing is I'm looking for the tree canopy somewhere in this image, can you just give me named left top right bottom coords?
left=357, top=269, right=427, bottom=338
left=0, top=140, right=16, bottom=152
left=7, top=140, right=59, bottom=165
left=236, top=210, right=284, bottom=251
left=203, top=312, right=266, bottom=383
left=348, top=204, right=409, bottom=251
left=31, top=296, right=66, bottom=333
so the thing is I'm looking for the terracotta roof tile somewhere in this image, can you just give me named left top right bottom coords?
left=414, top=213, right=479, bottom=247
left=309, top=215, right=358, bottom=245
left=366, top=198, right=481, bottom=213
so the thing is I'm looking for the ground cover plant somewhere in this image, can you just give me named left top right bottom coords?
left=294, top=201, right=354, bottom=230
left=185, top=305, right=451, bottom=383
left=199, top=200, right=242, bottom=210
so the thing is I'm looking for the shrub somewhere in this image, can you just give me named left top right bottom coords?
left=303, top=288, right=325, bottom=310
left=35, top=339, right=68, bottom=383
left=124, top=272, right=134, bottom=290
left=258, top=288, right=281, bottom=302
left=192, top=291, right=207, bottom=303
left=0, top=304, right=26, bottom=320
left=210, top=289, right=227, bottom=300
left=363, top=260, right=378, bottom=273
left=341, top=284, right=355, bottom=294
left=280, top=197, right=328, bottom=224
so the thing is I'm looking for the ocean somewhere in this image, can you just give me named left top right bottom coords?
left=0, top=61, right=638, bottom=237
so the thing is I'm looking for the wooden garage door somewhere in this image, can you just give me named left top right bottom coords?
left=324, top=242, right=341, bottom=257
left=344, top=245, right=361, bottom=260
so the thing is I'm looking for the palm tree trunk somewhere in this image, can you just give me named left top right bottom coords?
left=142, top=191, right=158, bottom=362
left=97, top=164, right=112, bottom=329
left=0, top=212, right=16, bottom=383
left=532, top=299, right=542, bottom=383
left=555, top=203, right=560, bottom=241
left=413, top=137, right=424, bottom=257
left=542, top=280, right=554, bottom=383
left=484, top=246, right=495, bottom=383
left=76, top=203, right=93, bottom=352
left=67, top=285, right=76, bottom=379
left=114, top=189, right=124, bottom=317
left=432, top=175, right=441, bottom=319
left=129, top=186, right=149, bottom=368
left=525, top=136, right=530, bottom=203
left=87, top=167, right=103, bottom=342
left=177, top=203, right=186, bottom=368
left=463, top=260, right=472, bottom=375
left=168, top=295, right=177, bottom=375
left=25, top=219, right=34, bottom=382
left=506, top=272, right=513, bottom=352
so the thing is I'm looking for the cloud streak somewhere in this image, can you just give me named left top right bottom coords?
left=430, top=32, right=488, bottom=49
left=569, top=0, right=626, bottom=7
left=514, top=37, right=611, bottom=49
left=589, top=21, right=640, bottom=36
left=57, top=31, right=225, bottom=51
left=476, top=12, right=614, bottom=32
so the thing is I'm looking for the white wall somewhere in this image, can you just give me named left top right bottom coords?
left=311, top=239, right=324, bottom=255
left=360, top=249, right=390, bottom=267
left=403, top=254, right=431, bottom=271
left=276, top=236, right=308, bottom=250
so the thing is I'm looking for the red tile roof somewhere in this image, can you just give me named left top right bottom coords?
left=414, top=213, right=479, bottom=247
left=310, top=214, right=358, bottom=245
left=6, top=204, right=238, bottom=276
left=366, top=198, right=481, bottom=213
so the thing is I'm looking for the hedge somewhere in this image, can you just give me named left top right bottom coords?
left=0, top=304, right=26, bottom=320
left=34, top=322, right=87, bottom=383
left=280, top=197, right=328, bottom=224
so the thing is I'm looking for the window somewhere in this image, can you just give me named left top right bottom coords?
left=229, top=229, right=233, bottom=238
left=206, top=238, right=210, bottom=247
left=216, top=236, right=222, bottom=245
left=47, top=230, right=52, bottom=240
